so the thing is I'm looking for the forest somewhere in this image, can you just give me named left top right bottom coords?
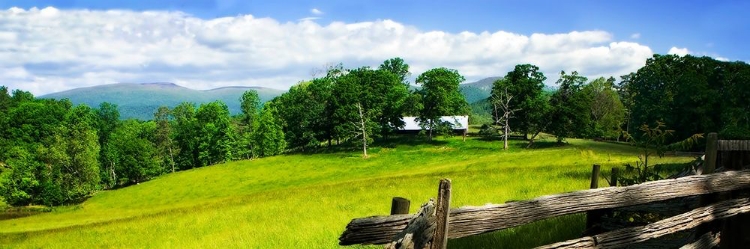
left=1, top=54, right=749, bottom=207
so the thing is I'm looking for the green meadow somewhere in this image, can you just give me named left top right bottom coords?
left=0, top=136, right=693, bottom=248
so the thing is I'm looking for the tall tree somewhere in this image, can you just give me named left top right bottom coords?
left=583, top=77, right=626, bottom=139
left=548, top=71, right=591, bottom=143
left=379, top=57, right=411, bottom=85
left=415, top=67, right=469, bottom=140
left=239, top=90, right=261, bottom=159
left=195, top=101, right=235, bottom=166
left=94, top=102, right=120, bottom=188
left=496, top=64, right=548, bottom=139
left=153, top=106, right=177, bottom=172
left=38, top=105, right=100, bottom=204
left=172, top=102, right=199, bottom=169
left=108, top=120, right=161, bottom=185
left=491, top=84, right=520, bottom=150
left=253, top=104, right=286, bottom=157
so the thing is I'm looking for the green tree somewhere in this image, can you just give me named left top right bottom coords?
left=415, top=67, right=469, bottom=140
left=38, top=105, right=100, bottom=204
left=494, top=64, right=548, bottom=139
left=547, top=71, right=591, bottom=143
left=238, top=90, right=261, bottom=159
left=253, top=104, right=286, bottom=157
left=624, top=54, right=750, bottom=142
left=379, top=57, right=411, bottom=85
left=195, top=101, right=235, bottom=166
left=583, top=77, right=626, bottom=139
left=172, top=102, right=199, bottom=169
left=0, top=146, right=40, bottom=205
left=153, top=106, right=177, bottom=172
left=94, top=102, right=120, bottom=188
left=108, top=120, right=161, bottom=185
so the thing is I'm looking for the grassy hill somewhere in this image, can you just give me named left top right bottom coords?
left=0, top=136, right=693, bottom=248
left=40, top=83, right=286, bottom=120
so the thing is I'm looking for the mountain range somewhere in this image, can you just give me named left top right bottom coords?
left=40, top=78, right=501, bottom=120
left=41, top=83, right=286, bottom=120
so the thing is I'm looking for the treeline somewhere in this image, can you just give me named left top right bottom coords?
left=484, top=54, right=750, bottom=147
left=0, top=89, right=286, bottom=206
left=269, top=58, right=468, bottom=153
left=0, top=57, right=471, bottom=206
left=2, top=54, right=748, bottom=206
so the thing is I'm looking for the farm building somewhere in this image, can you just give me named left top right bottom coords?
left=398, top=116, right=468, bottom=134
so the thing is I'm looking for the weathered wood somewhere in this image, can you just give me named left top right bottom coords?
left=680, top=232, right=720, bottom=249
left=610, top=167, right=619, bottom=187
left=339, top=214, right=413, bottom=245
left=614, top=196, right=699, bottom=216
left=586, top=165, right=602, bottom=233
left=536, top=198, right=750, bottom=249
left=339, top=170, right=750, bottom=245
left=697, top=133, right=719, bottom=238
left=718, top=140, right=750, bottom=151
left=385, top=200, right=436, bottom=249
left=704, top=133, right=718, bottom=174
left=391, top=197, right=411, bottom=215
left=431, top=179, right=451, bottom=249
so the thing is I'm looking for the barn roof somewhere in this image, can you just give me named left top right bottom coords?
left=400, top=116, right=468, bottom=131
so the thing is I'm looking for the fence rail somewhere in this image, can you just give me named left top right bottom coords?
left=339, top=170, right=750, bottom=245
left=339, top=133, right=750, bottom=248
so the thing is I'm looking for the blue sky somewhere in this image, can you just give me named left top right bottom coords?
left=0, top=0, right=747, bottom=94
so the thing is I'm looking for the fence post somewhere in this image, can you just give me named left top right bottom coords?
left=586, top=164, right=602, bottom=234
left=610, top=167, right=619, bottom=187
left=697, top=133, right=719, bottom=239
left=391, top=197, right=411, bottom=215
left=432, top=179, right=451, bottom=249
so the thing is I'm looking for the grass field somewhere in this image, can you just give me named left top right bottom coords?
left=0, top=135, right=694, bottom=248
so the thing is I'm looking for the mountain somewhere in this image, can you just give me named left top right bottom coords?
left=459, top=77, right=501, bottom=104
left=41, top=83, right=286, bottom=120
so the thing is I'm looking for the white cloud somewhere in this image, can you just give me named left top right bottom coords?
left=630, top=33, right=640, bottom=39
left=1, top=7, right=655, bottom=95
left=311, top=8, right=324, bottom=15
left=668, top=47, right=691, bottom=56
left=298, top=17, right=320, bottom=22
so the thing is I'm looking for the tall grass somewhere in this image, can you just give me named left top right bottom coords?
left=0, top=136, right=692, bottom=248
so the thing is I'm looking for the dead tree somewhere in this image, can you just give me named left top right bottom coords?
left=492, top=87, right=520, bottom=150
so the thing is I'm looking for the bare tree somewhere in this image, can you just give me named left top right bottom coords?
left=353, top=102, right=369, bottom=158
left=492, top=87, right=520, bottom=150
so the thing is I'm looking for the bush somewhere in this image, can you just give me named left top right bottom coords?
left=479, top=124, right=498, bottom=139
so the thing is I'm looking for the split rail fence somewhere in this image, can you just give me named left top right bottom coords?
left=338, top=133, right=750, bottom=248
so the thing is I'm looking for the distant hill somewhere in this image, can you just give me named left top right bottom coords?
left=41, top=83, right=286, bottom=120
left=459, top=77, right=501, bottom=104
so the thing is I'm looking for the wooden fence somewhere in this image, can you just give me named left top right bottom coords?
left=338, top=133, right=750, bottom=248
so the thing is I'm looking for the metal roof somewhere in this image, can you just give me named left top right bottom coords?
left=400, top=116, right=468, bottom=131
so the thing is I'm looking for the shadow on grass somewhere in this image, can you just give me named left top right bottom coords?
left=448, top=214, right=586, bottom=249
left=517, top=141, right=565, bottom=150
left=0, top=206, right=52, bottom=221
left=283, top=135, right=450, bottom=156
left=374, top=135, right=450, bottom=148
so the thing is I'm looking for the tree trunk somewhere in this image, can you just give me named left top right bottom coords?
left=526, top=131, right=541, bottom=149
left=357, top=103, right=368, bottom=158
left=167, top=144, right=175, bottom=172
left=504, top=116, right=509, bottom=150
left=428, top=120, right=433, bottom=141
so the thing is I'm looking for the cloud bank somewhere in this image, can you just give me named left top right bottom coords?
left=1, top=7, right=656, bottom=95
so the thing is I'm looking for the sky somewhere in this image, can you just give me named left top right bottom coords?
left=0, top=0, right=747, bottom=95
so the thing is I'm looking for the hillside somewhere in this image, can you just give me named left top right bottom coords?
left=40, top=83, right=286, bottom=120
left=0, top=137, right=693, bottom=248
left=459, top=77, right=501, bottom=103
